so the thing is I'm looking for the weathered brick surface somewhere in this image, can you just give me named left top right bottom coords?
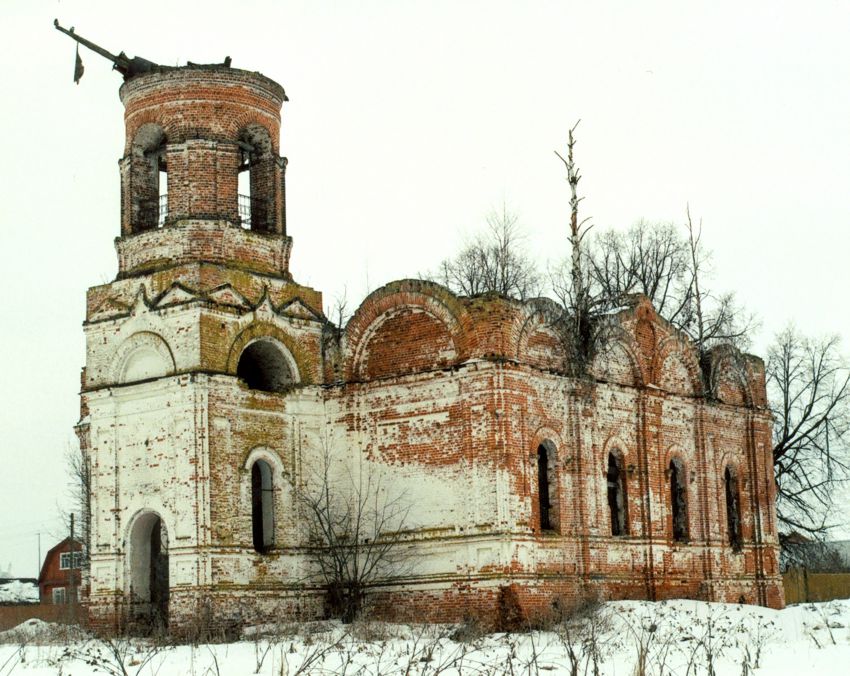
left=80, top=66, right=782, bottom=633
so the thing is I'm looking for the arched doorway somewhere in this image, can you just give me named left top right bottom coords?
left=129, top=512, right=169, bottom=627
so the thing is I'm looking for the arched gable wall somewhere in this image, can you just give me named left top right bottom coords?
left=591, top=332, right=643, bottom=387
left=654, top=336, right=703, bottom=397
left=343, top=281, right=469, bottom=381
left=515, top=299, right=566, bottom=372
left=709, top=347, right=755, bottom=407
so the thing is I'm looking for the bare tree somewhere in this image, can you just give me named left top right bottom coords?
left=432, top=204, right=541, bottom=300
left=322, top=291, right=351, bottom=384
left=768, top=327, right=850, bottom=539
left=780, top=536, right=850, bottom=572
left=679, top=208, right=756, bottom=353
left=64, top=442, right=91, bottom=564
left=299, top=441, right=412, bottom=623
left=579, top=212, right=755, bottom=356
left=587, top=220, right=690, bottom=320
left=551, top=121, right=602, bottom=371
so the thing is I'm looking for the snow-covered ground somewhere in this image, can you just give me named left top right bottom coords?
left=0, top=599, right=848, bottom=675
left=0, top=582, right=38, bottom=605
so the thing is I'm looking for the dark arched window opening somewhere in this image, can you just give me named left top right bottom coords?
left=537, top=444, right=557, bottom=532
left=607, top=452, right=628, bottom=536
left=251, top=460, right=274, bottom=553
left=237, top=340, right=294, bottom=393
left=669, top=458, right=689, bottom=542
left=725, top=466, right=742, bottom=552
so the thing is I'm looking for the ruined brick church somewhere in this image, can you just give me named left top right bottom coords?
left=74, top=62, right=783, bottom=631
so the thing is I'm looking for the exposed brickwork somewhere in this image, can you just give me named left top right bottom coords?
left=79, top=65, right=783, bottom=634
left=117, top=67, right=288, bottom=269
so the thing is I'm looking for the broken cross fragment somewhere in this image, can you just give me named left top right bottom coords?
left=53, top=20, right=231, bottom=82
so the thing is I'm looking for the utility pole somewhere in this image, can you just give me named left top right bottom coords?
left=69, top=514, right=76, bottom=610
left=37, top=532, right=41, bottom=577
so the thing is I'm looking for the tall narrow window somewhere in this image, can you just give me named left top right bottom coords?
left=724, top=466, right=742, bottom=551
left=238, top=154, right=251, bottom=230
left=158, top=167, right=168, bottom=227
left=537, top=445, right=552, bottom=531
left=252, top=460, right=275, bottom=553
left=669, top=458, right=689, bottom=542
left=607, top=452, right=628, bottom=536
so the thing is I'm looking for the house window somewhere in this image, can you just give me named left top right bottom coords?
left=607, top=452, right=628, bottom=536
left=251, top=459, right=275, bottom=553
left=59, top=552, right=82, bottom=570
left=725, top=466, right=742, bottom=552
left=52, top=587, right=66, bottom=604
left=669, top=458, right=689, bottom=542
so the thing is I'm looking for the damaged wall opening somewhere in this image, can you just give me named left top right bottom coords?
left=669, top=457, right=689, bottom=542
left=251, top=459, right=275, bottom=553
left=607, top=451, right=628, bottom=536
left=725, top=465, right=742, bottom=551
left=236, top=339, right=295, bottom=393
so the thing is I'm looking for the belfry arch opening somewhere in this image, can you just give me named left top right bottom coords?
left=536, top=442, right=559, bottom=532
left=607, top=451, right=628, bottom=536
left=130, top=124, right=168, bottom=232
left=236, top=339, right=295, bottom=393
left=669, top=457, right=689, bottom=542
left=251, top=459, right=275, bottom=553
left=128, top=512, right=169, bottom=626
left=238, top=125, right=274, bottom=232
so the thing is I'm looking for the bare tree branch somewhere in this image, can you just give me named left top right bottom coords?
left=64, top=441, right=91, bottom=564
left=428, top=204, right=541, bottom=300
left=575, top=214, right=757, bottom=355
left=298, top=436, right=413, bottom=623
left=768, top=327, right=850, bottom=538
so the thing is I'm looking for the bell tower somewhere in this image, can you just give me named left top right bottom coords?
left=116, top=67, right=291, bottom=277
left=77, top=61, right=326, bottom=632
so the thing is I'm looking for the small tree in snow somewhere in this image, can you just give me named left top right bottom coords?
left=299, top=440, right=412, bottom=623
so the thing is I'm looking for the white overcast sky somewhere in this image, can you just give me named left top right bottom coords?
left=1, top=0, right=849, bottom=576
